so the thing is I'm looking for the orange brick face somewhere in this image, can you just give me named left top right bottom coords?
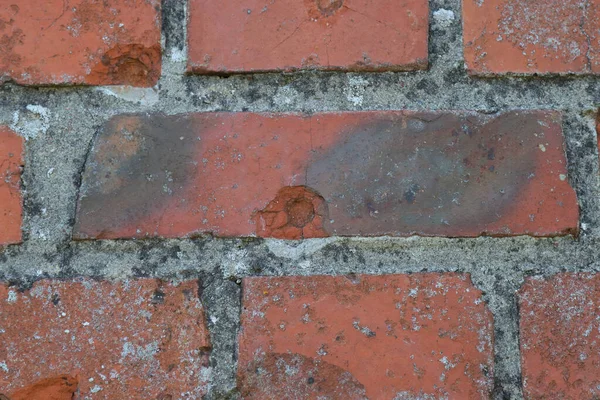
left=0, top=0, right=161, bottom=86
left=187, top=0, right=429, bottom=73
left=463, top=0, right=600, bottom=75
left=238, top=274, right=494, bottom=399
left=519, top=274, right=600, bottom=399
left=0, top=126, right=23, bottom=245
left=0, top=279, right=211, bottom=399
left=73, top=111, right=578, bottom=240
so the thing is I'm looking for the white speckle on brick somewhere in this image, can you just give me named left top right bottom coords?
left=90, top=385, right=103, bottom=393
left=6, top=290, right=17, bottom=303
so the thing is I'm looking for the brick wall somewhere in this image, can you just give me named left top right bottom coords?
left=0, top=0, right=599, bottom=399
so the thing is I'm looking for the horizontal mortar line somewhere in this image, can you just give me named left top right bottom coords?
left=0, top=102, right=599, bottom=119
left=1, top=262, right=599, bottom=282
left=2, top=238, right=600, bottom=273
left=4, top=235, right=600, bottom=251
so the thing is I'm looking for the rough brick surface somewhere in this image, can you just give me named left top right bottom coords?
left=187, top=0, right=429, bottom=74
left=74, top=111, right=578, bottom=240
left=0, top=0, right=161, bottom=86
left=519, top=274, right=600, bottom=399
left=0, top=126, right=23, bottom=245
left=0, top=279, right=211, bottom=399
left=238, top=274, right=494, bottom=399
left=463, top=0, right=600, bottom=75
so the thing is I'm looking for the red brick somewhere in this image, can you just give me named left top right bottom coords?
left=519, top=274, right=600, bottom=399
left=74, top=111, right=578, bottom=239
left=187, top=0, right=428, bottom=74
left=238, top=274, right=494, bottom=399
left=463, top=0, right=600, bottom=75
left=7, top=375, right=78, bottom=400
left=0, top=279, right=211, bottom=399
left=0, top=0, right=161, bottom=86
left=0, top=126, right=23, bottom=245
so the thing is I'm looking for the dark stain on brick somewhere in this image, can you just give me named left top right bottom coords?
left=254, top=186, right=329, bottom=239
left=239, top=352, right=366, bottom=399
left=306, top=112, right=547, bottom=236
left=151, top=289, right=166, bottom=304
left=73, top=111, right=577, bottom=239
left=315, top=0, right=344, bottom=16
left=88, top=44, right=161, bottom=87
left=305, top=0, right=348, bottom=21
left=403, top=183, right=420, bottom=204
left=73, top=114, right=197, bottom=239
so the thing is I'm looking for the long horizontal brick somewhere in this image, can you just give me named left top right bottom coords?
left=519, top=274, right=600, bottom=399
left=0, top=279, right=211, bottom=399
left=73, top=111, right=578, bottom=239
left=238, top=274, right=494, bottom=399
left=0, top=0, right=161, bottom=86
left=0, top=126, right=23, bottom=245
left=463, top=0, right=600, bottom=75
left=187, top=0, right=429, bottom=74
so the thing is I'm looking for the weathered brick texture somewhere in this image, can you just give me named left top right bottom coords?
left=73, top=111, right=577, bottom=240
left=0, top=279, right=211, bottom=399
left=463, top=0, right=600, bottom=75
left=0, top=0, right=161, bottom=86
left=2, top=1, right=600, bottom=398
left=519, top=274, right=600, bottom=399
left=238, top=274, right=494, bottom=399
left=187, top=0, right=429, bottom=73
left=0, top=126, right=23, bottom=245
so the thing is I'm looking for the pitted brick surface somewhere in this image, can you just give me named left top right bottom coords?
left=519, top=274, right=600, bottom=399
left=74, top=111, right=578, bottom=239
left=0, top=0, right=161, bottom=86
left=463, top=0, right=600, bottom=75
left=0, top=279, right=211, bottom=399
left=187, top=0, right=429, bottom=73
left=238, top=274, right=494, bottom=399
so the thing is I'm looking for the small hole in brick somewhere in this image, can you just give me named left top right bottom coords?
left=254, top=186, right=329, bottom=239
left=151, top=289, right=165, bottom=304
left=315, top=0, right=344, bottom=16
left=89, top=44, right=160, bottom=87
left=287, top=198, right=315, bottom=228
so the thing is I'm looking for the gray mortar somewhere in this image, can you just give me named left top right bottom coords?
left=0, top=0, right=599, bottom=398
